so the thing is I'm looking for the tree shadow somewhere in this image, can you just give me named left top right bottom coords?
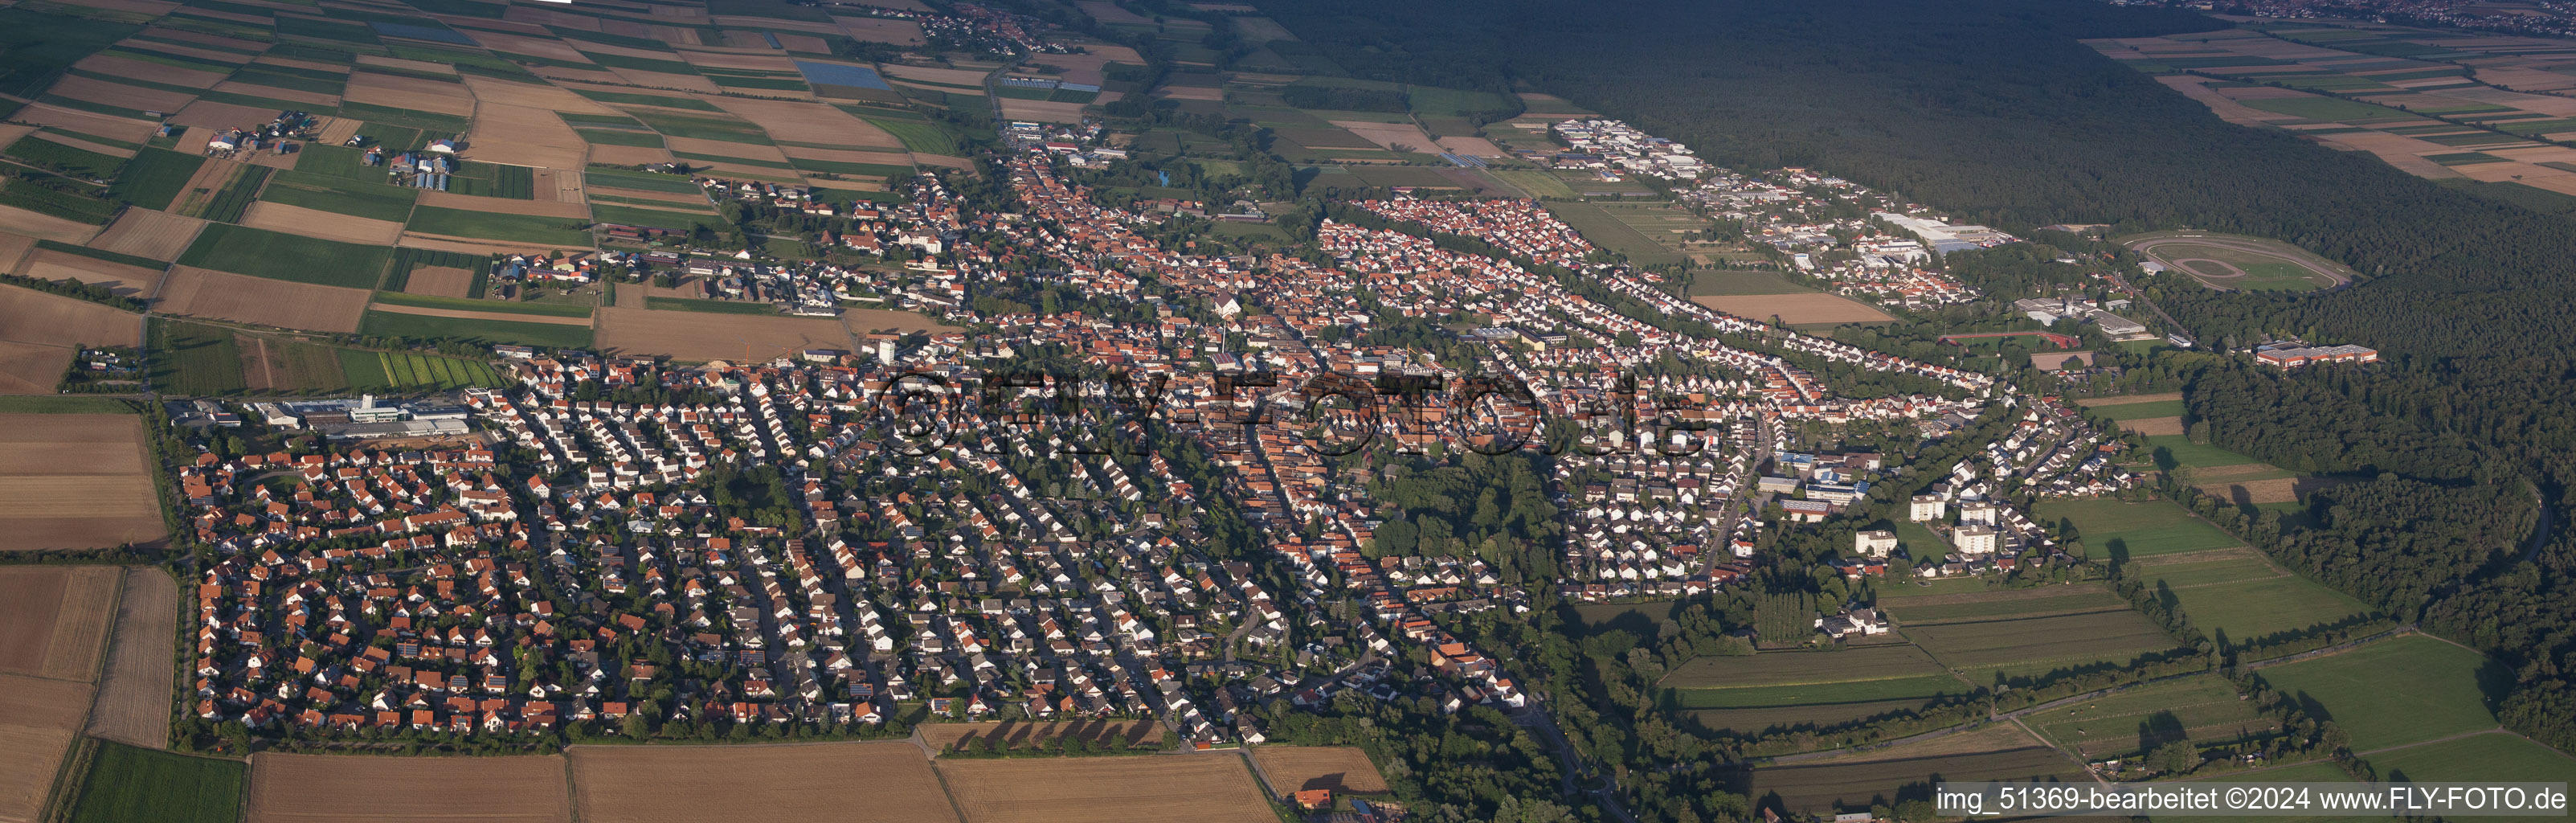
left=2137, top=710, right=2188, bottom=752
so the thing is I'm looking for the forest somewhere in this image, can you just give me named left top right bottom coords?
left=1261, top=0, right=2576, bottom=760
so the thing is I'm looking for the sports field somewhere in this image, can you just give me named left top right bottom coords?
left=2126, top=233, right=2353, bottom=292
left=2030, top=498, right=2240, bottom=558
left=2251, top=635, right=2502, bottom=751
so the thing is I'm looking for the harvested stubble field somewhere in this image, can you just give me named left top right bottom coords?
left=0, top=674, right=93, bottom=823
left=403, top=265, right=476, bottom=298
left=918, top=719, right=1159, bottom=752
left=156, top=265, right=370, bottom=334
left=19, top=249, right=162, bottom=300
left=88, top=207, right=206, bottom=261
left=936, top=755, right=1275, bottom=823
left=0, top=340, right=73, bottom=395
left=1250, top=746, right=1388, bottom=796
left=237, top=200, right=405, bottom=244
left=247, top=753, right=572, bottom=823
left=595, top=305, right=853, bottom=361
left=568, top=742, right=957, bottom=823
left=0, top=415, right=165, bottom=551
left=0, top=565, right=121, bottom=678
left=1694, top=293, right=1895, bottom=324
left=84, top=567, right=178, bottom=749
left=0, top=283, right=140, bottom=346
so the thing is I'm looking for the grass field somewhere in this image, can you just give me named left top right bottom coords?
left=2147, top=435, right=2266, bottom=469
left=65, top=743, right=245, bottom=823
left=2252, top=635, right=2504, bottom=751
left=2150, top=241, right=2337, bottom=291
left=1906, top=609, right=2181, bottom=681
left=358, top=309, right=593, bottom=349
left=104, top=149, right=206, bottom=211
left=1877, top=585, right=2128, bottom=624
left=1662, top=645, right=1963, bottom=709
left=590, top=203, right=717, bottom=231
left=1689, top=269, right=1815, bottom=296
left=2091, top=399, right=2185, bottom=420
left=2160, top=571, right=2378, bottom=648
left=2031, top=498, right=2240, bottom=559
left=374, top=292, right=593, bottom=317
left=175, top=223, right=390, bottom=288
left=1542, top=200, right=1687, bottom=266
left=258, top=172, right=418, bottom=223
left=1681, top=698, right=1947, bottom=735
left=407, top=205, right=592, bottom=246
left=583, top=168, right=702, bottom=194
left=149, top=318, right=247, bottom=395
left=1744, top=735, right=2081, bottom=815
left=2363, top=731, right=2576, bottom=784
left=2022, top=674, right=2271, bottom=760
left=861, top=114, right=962, bottom=156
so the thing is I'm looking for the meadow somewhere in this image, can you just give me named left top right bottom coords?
left=407, top=205, right=593, bottom=246
left=102, top=148, right=204, bottom=211
left=358, top=309, right=594, bottom=349
left=2030, top=497, right=2240, bottom=558
left=1876, top=584, right=2128, bottom=624
left=2022, top=674, right=2271, bottom=760
left=2362, top=731, right=2576, bottom=784
left=148, top=318, right=247, bottom=395
left=2251, top=635, right=2503, bottom=751
left=1905, top=609, right=2181, bottom=681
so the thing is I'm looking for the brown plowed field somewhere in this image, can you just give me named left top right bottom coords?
left=418, top=190, right=591, bottom=218
left=837, top=16, right=925, bottom=43
left=247, top=753, right=572, bottom=823
left=21, top=249, right=163, bottom=300
left=1250, top=746, right=1389, bottom=796
left=918, top=720, right=1159, bottom=753
left=0, top=341, right=71, bottom=395
left=90, top=207, right=206, bottom=262
left=0, top=672, right=95, bottom=823
left=0, top=232, right=31, bottom=272
left=312, top=117, right=361, bottom=146
left=84, top=567, right=178, bottom=748
left=352, top=55, right=449, bottom=75
left=596, top=306, right=852, bottom=361
left=46, top=75, right=199, bottom=115
left=587, top=144, right=673, bottom=166
left=569, top=742, right=958, bottom=823
left=404, top=265, right=475, bottom=298
left=239, top=201, right=404, bottom=244
left=2120, top=416, right=2185, bottom=436
left=0, top=416, right=164, bottom=552
left=156, top=266, right=370, bottom=333
left=936, top=755, right=1274, bottom=823
left=0, top=566, right=118, bottom=677
left=211, top=80, right=337, bottom=107
left=168, top=99, right=289, bottom=131
left=0, top=284, right=141, bottom=346
left=1692, top=293, right=1895, bottom=325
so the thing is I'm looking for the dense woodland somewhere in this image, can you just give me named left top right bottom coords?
left=1262, top=0, right=2576, bottom=771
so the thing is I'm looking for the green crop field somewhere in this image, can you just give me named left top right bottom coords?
left=0, top=176, right=119, bottom=223
left=6, top=134, right=125, bottom=178
left=2090, top=399, right=2184, bottom=420
left=583, top=168, right=701, bottom=194
left=2160, top=571, right=2378, bottom=647
left=1875, top=575, right=2000, bottom=599
left=338, top=349, right=503, bottom=391
left=2032, top=498, right=2241, bottom=558
left=622, top=109, right=772, bottom=143
left=104, top=148, right=205, bottom=210
left=64, top=743, right=244, bottom=823
left=258, top=171, right=419, bottom=222
left=2253, top=635, right=2503, bottom=751
left=2363, top=731, right=2576, bottom=784
left=1490, top=169, right=1577, bottom=199
left=358, top=309, right=593, bottom=349
left=1666, top=674, right=1967, bottom=709
left=150, top=318, right=247, bottom=395
left=861, top=115, right=962, bottom=156
left=577, top=129, right=665, bottom=148
left=2147, top=435, right=2266, bottom=469
left=198, top=165, right=271, bottom=223
left=590, top=203, right=716, bottom=231
left=373, top=291, right=593, bottom=317
left=1544, top=201, right=1685, bottom=265
left=1907, top=609, right=2181, bottom=681
left=1680, top=697, right=1944, bottom=735
left=2130, top=551, right=2277, bottom=589
left=407, top=205, right=593, bottom=246
left=2022, top=674, right=2271, bottom=760
left=1878, top=584, right=2128, bottom=624
left=178, top=223, right=390, bottom=288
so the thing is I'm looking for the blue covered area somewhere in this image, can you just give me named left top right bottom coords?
left=369, top=22, right=476, bottom=46
left=791, top=59, right=891, bottom=90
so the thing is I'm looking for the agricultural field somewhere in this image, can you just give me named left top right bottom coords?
left=2147, top=435, right=2267, bottom=470
left=155, top=265, right=371, bottom=334
left=407, top=204, right=594, bottom=246
left=1249, top=746, right=1388, bottom=796
left=1741, top=723, right=2083, bottom=816
left=0, top=415, right=164, bottom=551
left=247, top=753, right=571, bottom=823
left=1904, top=608, right=2183, bottom=681
left=918, top=719, right=1160, bottom=753
left=335, top=349, right=505, bottom=392
left=0, top=565, right=120, bottom=823
left=86, top=208, right=205, bottom=262
left=1661, top=645, right=1966, bottom=710
left=595, top=306, right=853, bottom=362
left=357, top=309, right=594, bottom=350
left=936, top=755, right=1275, bottom=823
left=2361, top=731, right=2576, bottom=784
left=2030, top=497, right=2240, bottom=559
left=2251, top=635, right=2504, bottom=751
left=149, top=318, right=248, bottom=395
left=2138, top=551, right=2377, bottom=645
left=1874, top=583, right=2129, bottom=624
left=84, top=567, right=177, bottom=749
left=2022, top=674, right=2273, bottom=760
left=0, top=283, right=143, bottom=347
left=1689, top=269, right=1817, bottom=296
left=63, top=743, right=244, bottom=823
left=567, top=742, right=957, bottom=823
left=175, top=223, right=390, bottom=288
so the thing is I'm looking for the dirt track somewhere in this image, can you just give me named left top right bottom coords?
left=2126, top=235, right=2352, bottom=288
